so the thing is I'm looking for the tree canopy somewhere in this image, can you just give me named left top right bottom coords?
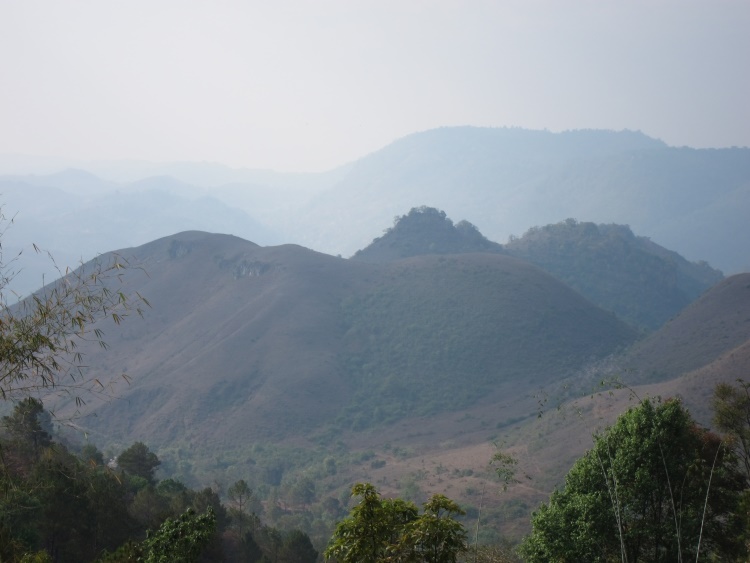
left=325, top=482, right=467, bottom=563
left=713, top=378, right=750, bottom=485
left=117, top=441, right=161, bottom=483
left=520, top=398, right=746, bottom=562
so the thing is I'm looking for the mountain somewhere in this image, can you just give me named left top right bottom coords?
left=621, top=272, right=750, bottom=383
left=29, top=233, right=749, bottom=544
left=2, top=127, right=748, bottom=299
left=504, top=219, right=724, bottom=330
left=352, top=208, right=721, bottom=331
left=49, top=231, right=636, bottom=453
left=0, top=172, right=279, bottom=296
left=351, top=206, right=503, bottom=262
left=287, top=127, right=750, bottom=274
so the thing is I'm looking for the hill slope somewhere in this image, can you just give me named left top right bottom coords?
left=504, top=219, right=723, bottom=330
left=621, top=272, right=750, bottom=382
left=351, top=206, right=503, bottom=262
left=329, top=271, right=750, bottom=541
left=32, top=233, right=750, bottom=545
left=53, top=231, right=636, bottom=454
left=353, top=209, right=722, bottom=331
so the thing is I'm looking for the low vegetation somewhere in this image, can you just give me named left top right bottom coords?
left=0, top=399, right=318, bottom=561
left=1, top=206, right=748, bottom=560
left=520, top=397, right=746, bottom=561
left=505, top=219, right=723, bottom=331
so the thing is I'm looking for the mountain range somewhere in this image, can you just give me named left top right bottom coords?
left=30, top=208, right=746, bottom=542
left=64, top=224, right=637, bottom=448
left=3, top=127, right=749, bottom=543
left=2, top=127, right=749, bottom=299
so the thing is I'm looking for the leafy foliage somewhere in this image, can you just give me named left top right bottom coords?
left=0, top=253, right=149, bottom=404
left=393, top=494, right=468, bottom=562
left=227, top=478, right=259, bottom=537
left=2, top=397, right=52, bottom=452
left=278, top=528, right=319, bottom=563
left=0, top=205, right=150, bottom=409
left=117, top=441, right=161, bottom=484
left=325, top=483, right=467, bottom=563
left=325, top=483, right=415, bottom=562
left=713, top=378, right=750, bottom=485
left=141, top=508, right=216, bottom=563
left=520, top=398, right=746, bottom=562
left=0, top=398, right=322, bottom=561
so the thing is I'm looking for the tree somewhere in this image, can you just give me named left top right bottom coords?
left=392, top=494, right=467, bottom=562
left=227, top=479, right=256, bottom=538
left=117, top=441, right=161, bottom=483
left=288, top=476, right=316, bottom=507
left=519, top=398, right=746, bottom=562
left=0, top=206, right=148, bottom=404
left=713, top=378, right=750, bottom=485
left=325, top=483, right=418, bottom=563
left=325, top=483, right=468, bottom=563
left=79, top=443, right=104, bottom=466
left=279, top=529, right=318, bottom=563
left=1, top=397, right=52, bottom=451
left=140, top=508, right=216, bottom=563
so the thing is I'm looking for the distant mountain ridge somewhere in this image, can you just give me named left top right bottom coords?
left=352, top=206, right=503, bottom=262
left=352, top=208, right=722, bottom=331
left=504, top=219, right=723, bottom=330
left=292, top=127, right=750, bottom=273
left=2, top=127, right=748, bottom=300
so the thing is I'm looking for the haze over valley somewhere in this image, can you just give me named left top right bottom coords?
left=2, top=127, right=749, bottom=299
left=2, top=1, right=749, bottom=560
left=1, top=127, right=749, bottom=554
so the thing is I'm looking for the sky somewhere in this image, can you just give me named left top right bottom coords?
left=1, top=0, right=749, bottom=173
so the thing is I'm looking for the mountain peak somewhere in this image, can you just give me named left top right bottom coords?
left=351, top=206, right=503, bottom=262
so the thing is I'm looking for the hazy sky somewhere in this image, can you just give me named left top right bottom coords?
left=2, top=0, right=748, bottom=172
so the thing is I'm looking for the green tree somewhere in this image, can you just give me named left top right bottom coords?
left=228, top=479, right=256, bottom=538
left=279, top=529, right=318, bottom=563
left=2, top=397, right=52, bottom=452
left=117, top=441, right=161, bottom=483
left=325, top=483, right=418, bottom=563
left=140, top=508, right=216, bottom=563
left=288, top=476, right=316, bottom=507
left=392, top=494, right=467, bottom=562
left=713, top=378, right=750, bottom=484
left=519, top=398, right=746, bottom=562
left=325, top=483, right=468, bottom=563
left=80, top=443, right=104, bottom=466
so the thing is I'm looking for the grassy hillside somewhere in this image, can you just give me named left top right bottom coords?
left=56, top=231, right=634, bottom=448
left=353, top=209, right=721, bottom=332
left=621, top=272, right=750, bottom=381
left=504, top=219, right=723, bottom=330
left=338, top=252, right=635, bottom=429
left=34, top=233, right=749, bottom=548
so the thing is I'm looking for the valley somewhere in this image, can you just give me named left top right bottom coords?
left=1, top=128, right=749, bottom=558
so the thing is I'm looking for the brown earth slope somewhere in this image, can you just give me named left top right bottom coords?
left=54, top=231, right=636, bottom=456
